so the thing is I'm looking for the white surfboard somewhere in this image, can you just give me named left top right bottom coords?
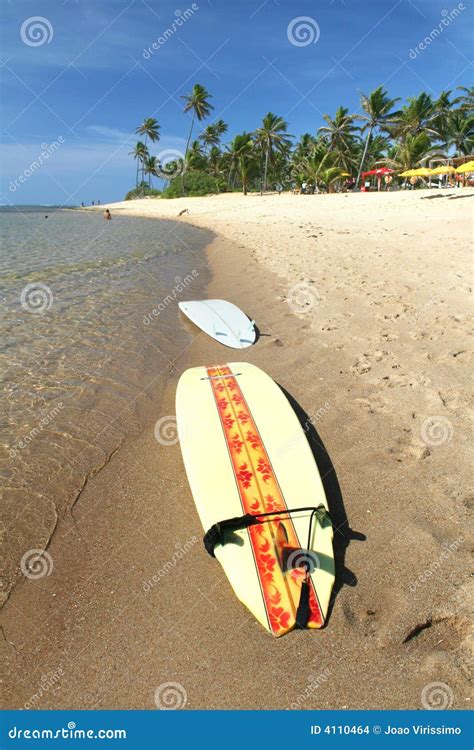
left=178, top=300, right=256, bottom=349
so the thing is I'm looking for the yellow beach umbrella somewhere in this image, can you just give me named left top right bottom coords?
left=430, top=165, right=456, bottom=174
left=411, top=167, right=433, bottom=176
left=399, top=169, right=416, bottom=177
left=339, top=171, right=350, bottom=177
left=456, top=161, right=474, bottom=173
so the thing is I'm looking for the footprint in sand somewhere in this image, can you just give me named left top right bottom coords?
left=354, top=395, right=391, bottom=414
left=350, top=356, right=372, bottom=375
left=388, top=428, right=431, bottom=462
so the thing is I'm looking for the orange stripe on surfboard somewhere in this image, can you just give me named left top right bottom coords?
left=206, top=364, right=323, bottom=636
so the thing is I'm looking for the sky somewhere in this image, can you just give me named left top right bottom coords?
left=1, top=0, right=472, bottom=204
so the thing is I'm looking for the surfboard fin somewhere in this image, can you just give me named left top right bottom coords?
left=295, top=576, right=311, bottom=629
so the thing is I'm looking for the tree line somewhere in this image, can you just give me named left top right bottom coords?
left=128, top=83, right=473, bottom=197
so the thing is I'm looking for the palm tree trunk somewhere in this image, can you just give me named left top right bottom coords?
left=263, top=145, right=270, bottom=191
left=135, top=160, right=139, bottom=188
left=227, top=159, right=234, bottom=188
left=142, top=134, right=148, bottom=187
left=182, top=112, right=195, bottom=195
left=355, top=126, right=373, bottom=189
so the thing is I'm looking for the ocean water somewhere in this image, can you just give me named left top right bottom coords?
left=1, top=206, right=213, bottom=602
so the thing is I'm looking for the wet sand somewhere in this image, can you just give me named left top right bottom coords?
left=3, top=191, right=473, bottom=710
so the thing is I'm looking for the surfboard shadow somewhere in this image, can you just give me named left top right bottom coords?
left=278, top=385, right=366, bottom=625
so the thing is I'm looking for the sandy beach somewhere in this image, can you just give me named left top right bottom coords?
left=3, top=190, right=473, bottom=710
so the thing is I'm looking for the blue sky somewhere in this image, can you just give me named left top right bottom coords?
left=1, top=0, right=472, bottom=204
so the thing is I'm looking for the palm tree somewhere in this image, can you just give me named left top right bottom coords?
left=442, top=111, right=474, bottom=156
left=318, top=167, right=347, bottom=193
left=455, top=85, right=474, bottom=113
left=254, top=112, right=293, bottom=191
left=181, top=84, right=214, bottom=192
left=226, top=133, right=255, bottom=195
left=143, top=155, right=159, bottom=187
left=206, top=146, right=225, bottom=191
left=199, top=120, right=228, bottom=152
left=383, top=132, right=437, bottom=172
left=431, top=90, right=454, bottom=141
left=213, top=119, right=228, bottom=141
left=135, top=118, right=160, bottom=182
left=199, top=125, right=219, bottom=151
left=354, top=86, right=400, bottom=187
left=186, top=140, right=206, bottom=171
left=318, top=106, right=359, bottom=171
left=391, top=92, right=439, bottom=141
left=129, top=141, right=148, bottom=187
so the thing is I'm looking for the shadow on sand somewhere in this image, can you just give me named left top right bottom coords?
left=279, top=385, right=366, bottom=626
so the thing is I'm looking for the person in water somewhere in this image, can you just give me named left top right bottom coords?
left=103, top=209, right=112, bottom=220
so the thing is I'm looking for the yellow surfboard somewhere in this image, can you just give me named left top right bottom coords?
left=176, top=362, right=335, bottom=637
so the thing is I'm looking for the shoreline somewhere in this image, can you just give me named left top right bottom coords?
left=4, top=194, right=473, bottom=709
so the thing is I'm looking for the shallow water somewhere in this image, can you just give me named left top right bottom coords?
left=1, top=207, right=212, bottom=602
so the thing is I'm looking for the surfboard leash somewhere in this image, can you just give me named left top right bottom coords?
left=203, top=505, right=331, bottom=628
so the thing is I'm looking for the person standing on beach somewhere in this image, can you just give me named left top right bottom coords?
left=103, top=209, right=112, bottom=220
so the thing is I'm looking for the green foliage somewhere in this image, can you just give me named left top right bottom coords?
left=125, top=185, right=161, bottom=200
left=130, top=81, right=473, bottom=198
left=162, top=170, right=220, bottom=198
